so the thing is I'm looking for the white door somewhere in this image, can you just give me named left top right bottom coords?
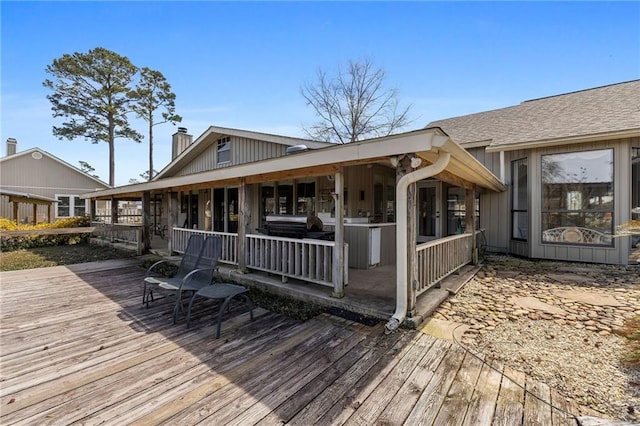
left=417, top=181, right=441, bottom=242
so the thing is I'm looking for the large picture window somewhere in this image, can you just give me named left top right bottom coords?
left=541, top=149, right=613, bottom=245
left=512, top=158, right=528, bottom=240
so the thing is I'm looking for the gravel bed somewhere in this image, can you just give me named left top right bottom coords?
left=432, top=255, right=640, bottom=422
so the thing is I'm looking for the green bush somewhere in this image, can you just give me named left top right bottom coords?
left=0, top=216, right=92, bottom=252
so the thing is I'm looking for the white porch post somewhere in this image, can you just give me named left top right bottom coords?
left=142, top=191, right=151, bottom=252
left=238, top=179, right=249, bottom=273
left=168, top=191, right=178, bottom=253
left=332, top=169, right=345, bottom=298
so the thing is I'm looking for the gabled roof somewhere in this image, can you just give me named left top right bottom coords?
left=155, top=126, right=334, bottom=179
left=427, top=80, right=640, bottom=152
left=84, top=127, right=505, bottom=200
left=0, top=147, right=110, bottom=188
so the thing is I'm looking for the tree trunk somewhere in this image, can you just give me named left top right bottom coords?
left=148, top=118, right=154, bottom=181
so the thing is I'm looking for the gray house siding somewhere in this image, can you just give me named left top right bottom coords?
left=174, top=137, right=289, bottom=177
left=529, top=138, right=631, bottom=265
left=468, top=140, right=632, bottom=264
left=0, top=151, right=108, bottom=222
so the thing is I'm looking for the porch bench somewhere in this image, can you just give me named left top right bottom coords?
left=542, top=227, right=612, bottom=245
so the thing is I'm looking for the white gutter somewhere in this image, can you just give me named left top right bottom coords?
left=385, top=151, right=451, bottom=333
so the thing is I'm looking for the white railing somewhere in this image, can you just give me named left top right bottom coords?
left=246, top=234, right=348, bottom=292
left=171, top=227, right=238, bottom=265
left=415, top=233, right=473, bottom=296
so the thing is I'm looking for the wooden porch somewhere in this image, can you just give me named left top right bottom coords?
left=0, top=260, right=598, bottom=425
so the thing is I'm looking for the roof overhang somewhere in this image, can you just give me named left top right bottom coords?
left=485, top=128, right=640, bottom=152
left=84, top=127, right=505, bottom=200
left=0, top=189, right=58, bottom=205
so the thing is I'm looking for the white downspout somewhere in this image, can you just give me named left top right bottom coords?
left=385, top=151, right=451, bottom=333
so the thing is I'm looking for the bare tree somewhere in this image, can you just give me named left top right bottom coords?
left=301, top=59, right=412, bottom=143
left=130, top=68, right=181, bottom=181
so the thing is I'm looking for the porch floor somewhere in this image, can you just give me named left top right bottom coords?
left=0, top=259, right=600, bottom=425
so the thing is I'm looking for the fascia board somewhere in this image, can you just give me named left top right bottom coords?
left=486, top=129, right=640, bottom=152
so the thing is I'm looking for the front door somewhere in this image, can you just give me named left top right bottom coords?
left=417, top=181, right=441, bottom=242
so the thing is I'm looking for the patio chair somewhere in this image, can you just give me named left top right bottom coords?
left=185, top=257, right=254, bottom=339
left=142, top=234, right=205, bottom=309
left=170, top=234, right=224, bottom=323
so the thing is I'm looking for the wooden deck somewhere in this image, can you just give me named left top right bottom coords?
left=0, top=260, right=595, bottom=425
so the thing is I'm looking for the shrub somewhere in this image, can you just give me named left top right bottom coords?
left=0, top=216, right=92, bottom=251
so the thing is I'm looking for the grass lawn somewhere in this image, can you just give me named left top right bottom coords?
left=0, top=243, right=136, bottom=271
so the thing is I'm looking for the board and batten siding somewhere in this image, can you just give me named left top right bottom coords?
left=466, top=147, right=520, bottom=255
left=0, top=151, right=108, bottom=222
left=173, top=137, right=289, bottom=177
left=529, top=138, right=633, bottom=265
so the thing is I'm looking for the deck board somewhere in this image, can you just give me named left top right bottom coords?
left=0, top=259, right=594, bottom=425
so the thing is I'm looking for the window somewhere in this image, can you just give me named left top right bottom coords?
left=73, top=196, right=86, bottom=216
left=446, top=186, right=480, bottom=236
left=541, top=149, right=613, bottom=245
left=57, top=196, right=70, bottom=217
left=216, top=137, right=231, bottom=164
left=632, top=147, right=640, bottom=248
left=56, top=195, right=87, bottom=218
left=511, top=158, right=528, bottom=240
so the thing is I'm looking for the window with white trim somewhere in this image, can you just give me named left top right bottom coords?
left=217, top=137, right=231, bottom=165
left=56, top=195, right=86, bottom=218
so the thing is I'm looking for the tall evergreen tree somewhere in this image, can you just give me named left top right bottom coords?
left=43, top=47, right=142, bottom=186
left=130, top=68, right=182, bottom=181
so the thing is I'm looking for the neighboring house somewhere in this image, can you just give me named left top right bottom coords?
left=428, top=79, right=640, bottom=265
left=0, top=138, right=110, bottom=223
left=83, top=80, right=639, bottom=330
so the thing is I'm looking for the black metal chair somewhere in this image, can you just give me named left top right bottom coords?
left=185, top=237, right=254, bottom=338
left=142, top=234, right=205, bottom=309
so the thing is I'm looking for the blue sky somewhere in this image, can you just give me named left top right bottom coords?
left=2, top=1, right=639, bottom=186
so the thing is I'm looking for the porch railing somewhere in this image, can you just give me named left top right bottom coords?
left=171, top=227, right=238, bottom=265
left=90, top=222, right=143, bottom=255
left=246, top=234, right=348, bottom=292
left=415, top=233, right=474, bottom=296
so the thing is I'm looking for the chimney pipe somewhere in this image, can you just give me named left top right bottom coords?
left=172, top=128, right=192, bottom=160
left=6, top=138, right=17, bottom=156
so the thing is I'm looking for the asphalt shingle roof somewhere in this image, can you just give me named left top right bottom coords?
left=427, top=80, right=640, bottom=150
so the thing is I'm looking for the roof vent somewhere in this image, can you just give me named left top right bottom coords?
left=286, top=144, right=308, bottom=155
left=177, top=127, right=188, bottom=134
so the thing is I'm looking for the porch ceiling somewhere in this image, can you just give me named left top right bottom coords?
left=83, top=127, right=505, bottom=200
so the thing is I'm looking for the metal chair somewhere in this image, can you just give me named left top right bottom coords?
left=185, top=244, right=254, bottom=338
left=170, top=235, right=223, bottom=323
left=142, top=234, right=205, bottom=309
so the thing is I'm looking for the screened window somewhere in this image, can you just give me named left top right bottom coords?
left=511, top=158, right=528, bottom=240
left=446, top=186, right=480, bottom=236
left=541, top=149, right=613, bottom=245
left=217, top=137, right=231, bottom=164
